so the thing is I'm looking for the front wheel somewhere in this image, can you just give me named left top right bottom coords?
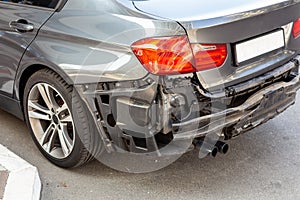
left=23, top=69, right=100, bottom=168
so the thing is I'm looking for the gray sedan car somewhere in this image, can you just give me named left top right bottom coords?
left=0, top=0, right=299, bottom=169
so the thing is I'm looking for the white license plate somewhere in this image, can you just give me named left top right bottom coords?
left=235, top=30, right=285, bottom=64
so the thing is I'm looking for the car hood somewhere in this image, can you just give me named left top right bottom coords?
left=132, top=0, right=294, bottom=22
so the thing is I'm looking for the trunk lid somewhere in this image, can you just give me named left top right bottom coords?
left=133, top=0, right=290, bottom=22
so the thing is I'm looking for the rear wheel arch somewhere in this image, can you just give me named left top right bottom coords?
left=17, top=64, right=73, bottom=113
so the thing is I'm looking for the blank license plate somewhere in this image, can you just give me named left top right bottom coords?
left=235, top=30, right=285, bottom=64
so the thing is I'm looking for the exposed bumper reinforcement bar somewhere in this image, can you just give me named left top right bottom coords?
left=173, top=63, right=300, bottom=140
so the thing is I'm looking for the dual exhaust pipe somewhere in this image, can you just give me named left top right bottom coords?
left=193, top=139, right=229, bottom=158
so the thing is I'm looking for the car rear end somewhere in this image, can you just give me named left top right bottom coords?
left=118, top=0, right=300, bottom=151
left=54, top=0, right=300, bottom=157
left=17, top=0, right=300, bottom=170
left=132, top=0, right=300, bottom=88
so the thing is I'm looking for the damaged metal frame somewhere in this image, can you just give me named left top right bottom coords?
left=75, top=54, right=300, bottom=155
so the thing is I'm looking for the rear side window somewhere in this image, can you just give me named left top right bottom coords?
left=0, top=0, right=59, bottom=9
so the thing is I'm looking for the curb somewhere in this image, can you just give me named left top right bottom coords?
left=0, top=145, right=41, bottom=200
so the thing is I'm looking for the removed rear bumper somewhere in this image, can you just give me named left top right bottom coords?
left=77, top=55, right=300, bottom=153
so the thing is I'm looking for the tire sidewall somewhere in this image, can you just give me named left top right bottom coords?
left=23, top=70, right=89, bottom=168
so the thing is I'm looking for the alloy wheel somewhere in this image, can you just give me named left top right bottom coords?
left=27, top=83, right=75, bottom=159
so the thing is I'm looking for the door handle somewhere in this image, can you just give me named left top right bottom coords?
left=9, top=19, right=34, bottom=33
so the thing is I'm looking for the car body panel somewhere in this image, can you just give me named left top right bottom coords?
left=0, top=2, right=55, bottom=96
left=132, top=0, right=296, bottom=22
left=17, top=0, right=186, bottom=88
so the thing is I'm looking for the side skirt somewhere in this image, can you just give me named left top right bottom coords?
left=0, top=93, right=24, bottom=120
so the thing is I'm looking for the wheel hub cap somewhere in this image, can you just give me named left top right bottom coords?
left=52, top=115, right=59, bottom=124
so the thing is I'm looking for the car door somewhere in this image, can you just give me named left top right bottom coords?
left=0, top=0, right=58, bottom=96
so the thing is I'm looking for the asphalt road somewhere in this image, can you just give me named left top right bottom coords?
left=0, top=93, right=299, bottom=200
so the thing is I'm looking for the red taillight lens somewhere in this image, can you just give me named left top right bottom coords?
left=293, top=18, right=300, bottom=38
left=191, top=44, right=227, bottom=71
left=131, top=36, right=227, bottom=75
left=131, top=36, right=195, bottom=75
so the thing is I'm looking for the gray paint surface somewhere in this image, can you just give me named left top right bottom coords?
left=0, top=2, right=54, bottom=95
left=133, top=0, right=295, bottom=21
left=0, top=0, right=297, bottom=98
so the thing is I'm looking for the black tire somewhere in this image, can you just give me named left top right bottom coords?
left=23, top=69, right=102, bottom=168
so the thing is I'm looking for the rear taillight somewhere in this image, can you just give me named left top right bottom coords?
left=293, top=18, right=300, bottom=38
left=131, top=36, right=227, bottom=75
left=131, top=36, right=195, bottom=75
left=192, top=44, right=227, bottom=71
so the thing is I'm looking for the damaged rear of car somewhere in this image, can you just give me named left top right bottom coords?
left=13, top=0, right=300, bottom=170
left=87, top=0, right=300, bottom=158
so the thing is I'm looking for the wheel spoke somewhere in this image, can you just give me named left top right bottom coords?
left=61, top=124, right=73, bottom=148
left=60, top=115, right=72, bottom=123
left=58, top=127, right=72, bottom=156
left=46, top=127, right=57, bottom=153
left=28, top=100, right=51, bottom=115
left=56, top=103, right=68, bottom=114
left=29, top=110, right=51, bottom=121
left=37, top=84, right=54, bottom=110
left=40, top=123, right=55, bottom=145
left=57, top=104, right=73, bottom=123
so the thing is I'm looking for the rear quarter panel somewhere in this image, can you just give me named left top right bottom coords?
left=16, top=0, right=186, bottom=92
